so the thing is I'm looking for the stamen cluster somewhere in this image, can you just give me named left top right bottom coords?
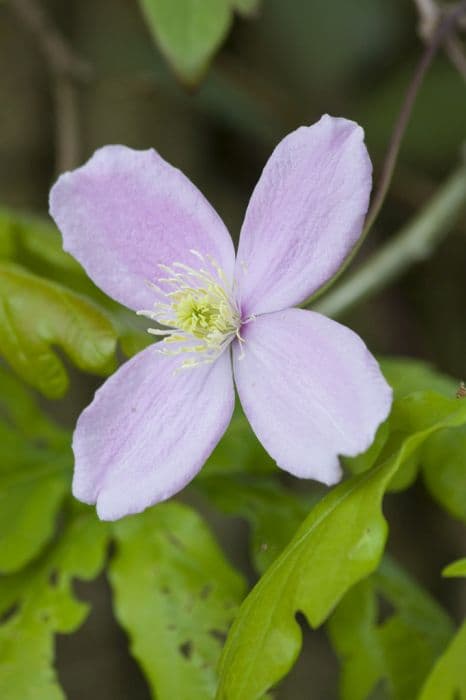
left=137, top=250, right=242, bottom=369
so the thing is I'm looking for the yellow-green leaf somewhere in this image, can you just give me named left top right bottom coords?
left=0, top=261, right=117, bottom=397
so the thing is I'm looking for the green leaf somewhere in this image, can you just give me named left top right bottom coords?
left=443, top=558, right=466, bottom=578
left=419, top=557, right=466, bottom=699
left=0, top=366, right=71, bottom=573
left=216, top=395, right=466, bottom=700
left=198, top=474, right=320, bottom=574
left=0, top=208, right=80, bottom=277
left=139, top=0, right=232, bottom=85
left=0, top=507, right=109, bottom=700
left=346, top=357, right=458, bottom=480
left=0, top=261, right=117, bottom=397
left=344, top=420, right=390, bottom=476
left=422, top=424, right=466, bottom=523
left=329, top=557, right=454, bottom=700
left=109, top=502, right=246, bottom=700
left=379, top=357, right=457, bottom=400
left=418, top=622, right=466, bottom=699
left=201, top=406, right=275, bottom=479
left=0, top=208, right=151, bottom=359
left=231, top=0, right=261, bottom=16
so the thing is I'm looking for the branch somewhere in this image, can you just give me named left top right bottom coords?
left=9, top=0, right=90, bottom=80
left=307, top=0, right=466, bottom=306
left=312, top=162, right=466, bottom=319
left=414, top=0, right=466, bottom=81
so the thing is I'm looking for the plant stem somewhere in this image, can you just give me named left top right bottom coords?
left=312, top=163, right=466, bottom=319
left=308, top=0, right=466, bottom=306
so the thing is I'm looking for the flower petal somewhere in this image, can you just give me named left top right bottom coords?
left=235, top=115, right=372, bottom=316
left=73, top=346, right=234, bottom=520
left=50, top=145, right=235, bottom=311
left=233, top=309, right=391, bottom=484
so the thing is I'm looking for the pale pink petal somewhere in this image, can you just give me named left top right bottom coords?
left=233, top=309, right=391, bottom=483
left=72, top=346, right=234, bottom=520
left=50, top=146, right=235, bottom=311
left=235, top=115, right=372, bottom=316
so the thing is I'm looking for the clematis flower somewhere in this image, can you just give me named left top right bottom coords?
left=50, top=115, right=392, bottom=521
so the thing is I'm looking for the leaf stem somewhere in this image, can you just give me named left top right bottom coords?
left=312, top=163, right=466, bottom=319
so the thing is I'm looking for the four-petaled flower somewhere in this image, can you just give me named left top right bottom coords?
left=50, top=115, right=392, bottom=521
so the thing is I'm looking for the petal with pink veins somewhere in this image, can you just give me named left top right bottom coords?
left=233, top=308, right=392, bottom=484
left=72, top=346, right=234, bottom=520
left=235, top=115, right=372, bottom=316
left=50, top=145, right=235, bottom=311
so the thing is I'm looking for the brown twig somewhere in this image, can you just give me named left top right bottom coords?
left=445, top=33, right=466, bottom=80
left=364, top=0, right=466, bottom=236
left=9, top=0, right=91, bottom=173
left=414, top=0, right=466, bottom=81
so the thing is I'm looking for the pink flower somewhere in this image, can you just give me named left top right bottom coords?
left=50, top=115, right=392, bottom=521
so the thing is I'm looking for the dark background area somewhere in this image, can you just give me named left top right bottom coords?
left=0, top=0, right=465, bottom=697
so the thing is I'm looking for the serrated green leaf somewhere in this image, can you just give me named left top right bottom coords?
left=0, top=507, right=109, bottom=700
left=329, top=557, right=454, bottom=700
left=0, top=366, right=71, bottom=573
left=109, top=502, right=246, bottom=700
left=198, top=474, right=320, bottom=574
left=0, top=261, right=117, bottom=397
left=443, top=558, right=466, bottom=578
left=216, top=395, right=466, bottom=700
left=422, top=424, right=466, bottom=523
left=139, top=0, right=232, bottom=85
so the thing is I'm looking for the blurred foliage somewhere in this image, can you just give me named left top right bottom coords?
left=0, top=365, right=70, bottom=573
left=138, top=0, right=260, bottom=85
left=0, top=506, right=109, bottom=700
left=443, top=558, right=466, bottom=578
left=198, top=473, right=319, bottom=574
left=0, top=261, right=117, bottom=397
left=418, top=562, right=466, bottom=700
left=418, top=621, right=466, bottom=700
left=328, top=557, right=454, bottom=700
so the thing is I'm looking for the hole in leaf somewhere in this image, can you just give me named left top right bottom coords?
left=49, top=569, right=59, bottom=586
left=377, top=594, right=396, bottom=625
left=209, top=628, right=227, bottom=644
left=200, top=584, right=212, bottom=599
left=165, top=532, right=184, bottom=549
left=0, top=603, right=19, bottom=624
left=179, top=640, right=193, bottom=659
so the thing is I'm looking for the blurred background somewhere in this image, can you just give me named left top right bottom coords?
left=0, top=0, right=465, bottom=697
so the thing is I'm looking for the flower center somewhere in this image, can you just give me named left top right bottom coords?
left=137, top=250, right=241, bottom=369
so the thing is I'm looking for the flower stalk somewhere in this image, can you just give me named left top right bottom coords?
left=312, top=161, right=466, bottom=319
